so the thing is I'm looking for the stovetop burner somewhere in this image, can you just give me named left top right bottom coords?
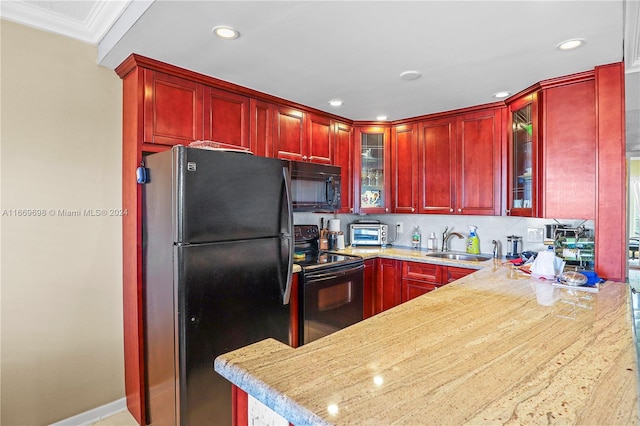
left=294, top=224, right=362, bottom=271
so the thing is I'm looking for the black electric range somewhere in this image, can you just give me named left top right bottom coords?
left=294, top=224, right=362, bottom=271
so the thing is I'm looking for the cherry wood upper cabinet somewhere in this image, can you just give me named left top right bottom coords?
left=506, top=93, right=540, bottom=217
left=306, top=113, right=333, bottom=164
left=334, top=121, right=354, bottom=213
left=417, top=108, right=503, bottom=216
left=143, top=69, right=203, bottom=146
left=355, top=125, right=392, bottom=214
left=273, top=108, right=333, bottom=164
left=274, top=106, right=306, bottom=161
left=541, top=79, right=596, bottom=220
left=391, top=124, right=419, bottom=213
left=250, top=99, right=273, bottom=158
left=418, top=117, right=456, bottom=214
left=456, top=109, right=503, bottom=215
left=203, top=87, right=250, bottom=151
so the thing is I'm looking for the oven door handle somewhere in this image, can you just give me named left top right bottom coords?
left=305, top=264, right=364, bottom=282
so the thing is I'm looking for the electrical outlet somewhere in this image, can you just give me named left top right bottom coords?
left=527, top=228, right=544, bottom=243
left=396, top=222, right=404, bottom=233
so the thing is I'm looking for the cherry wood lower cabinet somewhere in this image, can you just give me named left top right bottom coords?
left=363, top=258, right=377, bottom=319
left=401, top=261, right=475, bottom=302
left=374, top=258, right=401, bottom=314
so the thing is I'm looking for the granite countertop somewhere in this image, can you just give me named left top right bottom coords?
left=216, top=260, right=638, bottom=425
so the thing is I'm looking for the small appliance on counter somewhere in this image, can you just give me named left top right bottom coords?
left=506, top=235, right=522, bottom=259
left=548, top=223, right=595, bottom=270
left=349, top=219, right=388, bottom=247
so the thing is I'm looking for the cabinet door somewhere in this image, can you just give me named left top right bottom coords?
left=541, top=80, right=596, bottom=219
left=334, top=121, right=354, bottom=213
left=418, top=117, right=456, bottom=214
left=442, top=266, right=475, bottom=284
left=363, top=259, right=376, bottom=319
left=144, top=70, right=203, bottom=146
left=306, top=113, right=333, bottom=164
left=355, top=126, right=391, bottom=214
left=456, top=109, right=503, bottom=215
left=375, top=258, right=400, bottom=314
left=391, top=124, right=418, bottom=213
left=402, top=279, right=439, bottom=302
left=250, top=99, right=273, bottom=158
left=203, top=87, right=250, bottom=151
left=274, top=106, right=305, bottom=161
left=401, top=261, right=441, bottom=302
left=507, top=94, right=540, bottom=217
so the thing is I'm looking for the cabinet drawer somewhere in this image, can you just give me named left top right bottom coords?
left=443, top=266, right=475, bottom=283
left=402, top=278, right=439, bottom=302
left=402, top=261, right=440, bottom=283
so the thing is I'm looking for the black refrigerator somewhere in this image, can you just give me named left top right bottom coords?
left=142, top=146, right=293, bottom=425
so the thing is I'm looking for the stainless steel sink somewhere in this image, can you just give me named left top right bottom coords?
left=425, top=252, right=491, bottom=262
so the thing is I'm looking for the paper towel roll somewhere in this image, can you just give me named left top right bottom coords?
left=328, top=219, right=341, bottom=232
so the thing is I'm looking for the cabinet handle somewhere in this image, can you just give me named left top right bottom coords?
left=385, top=208, right=389, bottom=212
left=458, top=208, right=462, bottom=213
left=506, top=209, right=511, bottom=215
left=302, top=155, right=308, bottom=161
left=411, top=208, right=415, bottom=212
left=449, top=208, right=454, bottom=212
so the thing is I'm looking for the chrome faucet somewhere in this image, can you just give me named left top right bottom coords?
left=492, top=239, right=500, bottom=258
left=442, top=230, right=464, bottom=252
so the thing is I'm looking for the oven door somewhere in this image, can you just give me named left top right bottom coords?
left=300, top=262, right=364, bottom=345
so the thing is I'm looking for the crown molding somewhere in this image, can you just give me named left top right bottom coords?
left=625, top=0, right=640, bottom=74
left=0, top=0, right=131, bottom=44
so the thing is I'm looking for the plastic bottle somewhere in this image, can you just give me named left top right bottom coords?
left=411, top=226, right=422, bottom=249
left=427, top=232, right=438, bottom=251
left=467, top=225, right=480, bottom=254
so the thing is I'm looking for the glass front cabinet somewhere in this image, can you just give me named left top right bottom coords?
left=355, top=126, right=391, bottom=213
left=507, top=93, right=539, bottom=217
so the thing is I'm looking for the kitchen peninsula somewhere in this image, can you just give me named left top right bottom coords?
left=215, top=259, right=638, bottom=425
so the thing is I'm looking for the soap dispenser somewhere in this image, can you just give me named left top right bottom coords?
left=467, top=225, right=480, bottom=254
left=411, top=226, right=422, bottom=249
left=427, top=232, right=438, bottom=251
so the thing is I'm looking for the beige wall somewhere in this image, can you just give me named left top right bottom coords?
left=1, top=20, right=124, bottom=425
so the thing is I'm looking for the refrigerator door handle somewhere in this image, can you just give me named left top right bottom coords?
left=281, top=166, right=294, bottom=305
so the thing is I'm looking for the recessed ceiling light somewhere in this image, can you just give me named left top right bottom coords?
left=212, top=26, right=240, bottom=40
left=399, top=70, right=421, bottom=81
left=557, top=38, right=585, bottom=51
left=328, top=99, right=343, bottom=107
left=492, top=91, right=510, bottom=99
left=376, top=115, right=388, bottom=121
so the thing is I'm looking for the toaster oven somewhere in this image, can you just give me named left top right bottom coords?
left=349, top=222, right=388, bottom=247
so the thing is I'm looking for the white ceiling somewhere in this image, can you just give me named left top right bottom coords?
left=2, top=1, right=639, bottom=137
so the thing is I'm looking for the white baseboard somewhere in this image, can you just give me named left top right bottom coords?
left=50, top=398, right=128, bottom=426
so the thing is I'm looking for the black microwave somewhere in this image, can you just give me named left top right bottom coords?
left=288, top=161, right=341, bottom=212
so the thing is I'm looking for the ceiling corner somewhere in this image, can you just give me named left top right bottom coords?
left=0, top=0, right=131, bottom=44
